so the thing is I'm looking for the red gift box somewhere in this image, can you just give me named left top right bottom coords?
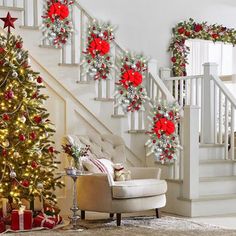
left=0, top=221, right=5, bottom=233
left=33, top=213, right=56, bottom=229
left=11, top=209, right=32, bottom=231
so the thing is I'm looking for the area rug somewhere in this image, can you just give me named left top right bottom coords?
left=6, top=216, right=236, bottom=236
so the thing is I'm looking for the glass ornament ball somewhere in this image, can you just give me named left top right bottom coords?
left=10, top=170, right=16, bottom=178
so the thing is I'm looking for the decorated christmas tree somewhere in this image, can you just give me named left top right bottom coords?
left=0, top=13, right=63, bottom=207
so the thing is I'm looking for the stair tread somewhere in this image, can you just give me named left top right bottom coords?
left=200, top=175, right=236, bottom=182
left=178, top=193, right=236, bottom=202
left=199, top=144, right=225, bottom=148
left=200, top=159, right=235, bottom=164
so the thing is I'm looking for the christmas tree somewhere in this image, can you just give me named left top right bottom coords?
left=0, top=13, right=63, bottom=207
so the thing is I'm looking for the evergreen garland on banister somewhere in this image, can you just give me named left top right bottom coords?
left=168, top=18, right=236, bottom=76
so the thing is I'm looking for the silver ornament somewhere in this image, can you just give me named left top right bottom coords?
left=98, top=32, right=104, bottom=38
left=13, top=152, right=20, bottom=158
left=2, top=139, right=9, bottom=148
left=12, top=71, right=18, bottom=77
left=37, top=183, right=44, bottom=190
left=10, top=170, right=16, bottom=178
left=131, top=64, right=137, bottom=69
left=19, top=116, right=26, bottom=123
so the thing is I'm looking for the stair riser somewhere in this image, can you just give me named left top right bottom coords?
left=200, top=180, right=236, bottom=195
left=199, top=163, right=234, bottom=177
left=199, top=146, right=225, bottom=160
left=192, top=198, right=236, bottom=217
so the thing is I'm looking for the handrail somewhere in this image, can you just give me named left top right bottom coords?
left=211, top=75, right=236, bottom=109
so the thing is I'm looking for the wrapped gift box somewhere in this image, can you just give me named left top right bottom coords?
left=0, top=220, right=5, bottom=233
left=33, top=213, right=56, bottom=229
left=11, top=209, right=32, bottom=231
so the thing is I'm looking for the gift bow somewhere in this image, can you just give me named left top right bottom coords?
left=37, top=213, right=55, bottom=228
left=120, top=69, right=143, bottom=89
left=19, top=206, right=26, bottom=230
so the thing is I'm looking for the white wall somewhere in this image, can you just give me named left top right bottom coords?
left=79, top=0, right=236, bottom=71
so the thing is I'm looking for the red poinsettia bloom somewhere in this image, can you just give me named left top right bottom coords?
left=177, top=27, right=185, bottom=35
left=48, top=2, right=69, bottom=22
left=88, top=38, right=110, bottom=58
left=194, top=24, right=203, bottom=32
left=153, top=118, right=175, bottom=137
left=120, top=69, right=143, bottom=89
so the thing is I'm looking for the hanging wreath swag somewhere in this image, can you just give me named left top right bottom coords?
left=42, top=0, right=74, bottom=47
left=83, top=20, right=115, bottom=80
left=115, top=53, right=148, bottom=112
left=169, top=18, right=236, bottom=76
left=146, top=100, right=180, bottom=163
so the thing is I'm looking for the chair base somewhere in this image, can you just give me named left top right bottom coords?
left=81, top=210, right=85, bottom=220
left=156, top=208, right=161, bottom=218
left=116, top=213, right=121, bottom=226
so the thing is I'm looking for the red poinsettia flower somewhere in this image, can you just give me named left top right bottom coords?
left=48, top=2, right=69, bottom=23
left=88, top=38, right=110, bottom=58
left=177, top=27, right=185, bottom=35
left=120, top=69, right=143, bottom=89
left=194, top=24, right=203, bottom=32
left=153, top=118, right=175, bottom=137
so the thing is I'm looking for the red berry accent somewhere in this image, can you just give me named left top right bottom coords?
left=194, top=24, right=203, bottom=32
left=0, top=47, right=5, bottom=53
left=171, top=57, right=176, bottom=63
left=4, top=90, right=14, bottom=100
left=30, top=132, right=37, bottom=140
left=120, top=91, right=123, bottom=95
left=37, top=76, right=43, bottom=83
left=185, top=31, right=191, bottom=37
left=212, top=33, right=219, bottom=39
left=177, top=27, right=185, bottom=35
left=2, top=114, right=10, bottom=121
left=48, top=147, right=54, bottom=153
left=153, top=140, right=156, bottom=144
left=16, top=42, right=23, bottom=49
left=2, top=149, right=7, bottom=157
left=33, top=116, right=42, bottom=124
left=32, top=92, right=38, bottom=99
left=31, top=161, right=38, bottom=169
left=21, top=180, right=30, bottom=187
left=19, top=134, right=26, bottom=141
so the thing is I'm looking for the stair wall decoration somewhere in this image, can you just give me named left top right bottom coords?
left=115, top=52, right=148, bottom=112
left=169, top=18, right=236, bottom=76
left=42, top=0, right=74, bottom=46
left=83, top=20, right=115, bottom=80
left=146, top=100, right=180, bottom=163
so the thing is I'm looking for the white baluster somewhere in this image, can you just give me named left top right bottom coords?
left=214, top=84, right=218, bottom=143
left=159, top=67, right=172, bottom=95
left=230, top=105, right=235, bottom=160
left=24, top=0, right=28, bottom=26
left=33, top=0, right=38, bottom=27
left=62, top=45, right=66, bottom=64
left=71, top=6, right=76, bottom=64
left=97, top=80, right=102, bottom=99
left=113, top=46, right=119, bottom=115
left=219, top=91, right=223, bottom=144
left=190, top=79, right=194, bottom=105
left=130, top=112, right=135, bottom=131
left=225, top=99, right=229, bottom=159
left=174, top=80, right=178, bottom=101
left=80, top=10, right=84, bottom=62
left=138, top=110, right=143, bottom=130
left=196, top=78, right=200, bottom=106
left=3, top=0, right=7, bottom=6
left=185, top=80, right=189, bottom=105
left=180, top=80, right=184, bottom=107
left=106, top=79, right=111, bottom=99
left=13, top=0, right=17, bottom=7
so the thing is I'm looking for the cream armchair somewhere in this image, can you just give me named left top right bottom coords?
left=66, top=134, right=167, bottom=226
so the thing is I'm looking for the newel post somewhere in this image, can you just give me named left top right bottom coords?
left=159, top=68, right=172, bottom=94
left=202, top=63, right=218, bottom=143
left=183, top=106, right=200, bottom=199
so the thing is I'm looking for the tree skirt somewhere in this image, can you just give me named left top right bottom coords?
left=6, top=216, right=236, bottom=236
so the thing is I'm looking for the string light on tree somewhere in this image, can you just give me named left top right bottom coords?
left=0, top=12, right=64, bottom=207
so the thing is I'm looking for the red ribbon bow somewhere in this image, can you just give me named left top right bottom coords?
left=153, top=118, right=175, bottom=138
left=88, top=37, right=110, bottom=58
left=120, top=69, right=143, bottom=89
left=48, top=3, right=69, bottom=23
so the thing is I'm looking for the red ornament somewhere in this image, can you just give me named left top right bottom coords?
left=0, top=12, right=17, bottom=33
left=48, top=146, right=54, bottom=153
left=4, top=90, right=14, bottom=100
left=33, top=115, right=42, bottom=124
left=0, top=47, right=5, bottom=54
left=16, top=42, right=23, bottom=49
left=29, top=132, right=37, bottom=140
left=2, top=114, right=10, bottom=121
left=32, top=92, right=38, bottom=99
left=185, top=31, right=191, bottom=37
left=31, top=161, right=38, bottom=169
left=212, top=33, right=219, bottom=39
left=21, top=180, right=30, bottom=187
left=48, top=2, right=69, bottom=23
left=1, top=149, right=7, bottom=157
left=120, top=69, right=143, bottom=89
left=194, top=24, right=203, bottom=32
left=37, top=76, right=43, bottom=83
left=19, top=134, right=26, bottom=141
left=171, top=57, right=177, bottom=63
left=177, top=27, right=185, bottom=35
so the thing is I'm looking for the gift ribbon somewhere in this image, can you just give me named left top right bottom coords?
left=38, top=213, right=55, bottom=227
left=19, top=206, right=26, bottom=230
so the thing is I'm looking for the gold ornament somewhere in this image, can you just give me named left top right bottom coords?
left=2, top=139, right=9, bottom=147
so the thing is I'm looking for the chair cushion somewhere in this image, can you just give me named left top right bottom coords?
left=112, top=179, right=167, bottom=199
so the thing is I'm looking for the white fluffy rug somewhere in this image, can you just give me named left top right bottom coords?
left=7, top=216, right=236, bottom=236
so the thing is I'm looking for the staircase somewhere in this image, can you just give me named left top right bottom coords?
left=1, top=1, right=236, bottom=217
